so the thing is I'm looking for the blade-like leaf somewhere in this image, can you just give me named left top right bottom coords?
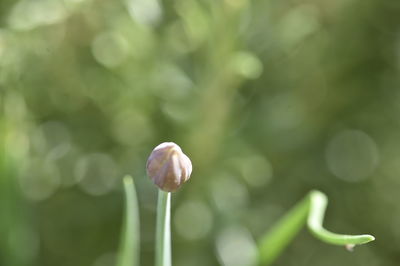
left=258, top=195, right=309, bottom=265
left=307, top=190, right=375, bottom=245
left=257, top=190, right=375, bottom=266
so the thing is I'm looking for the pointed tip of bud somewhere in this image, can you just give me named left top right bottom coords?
left=146, top=142, right=193, bottom=192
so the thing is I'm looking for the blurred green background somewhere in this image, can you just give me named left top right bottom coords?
left=0, top=0, right=399, bottom=265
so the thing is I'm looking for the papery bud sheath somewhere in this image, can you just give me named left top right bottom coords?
left=146, top=142, right=192, bottom=192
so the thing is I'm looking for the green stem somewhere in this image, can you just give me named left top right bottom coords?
left=155, top=190, right=171, bottom=266
left=307, top=190, right=375, bottom=245
left=117, top=176, right=140, bottom=266
left=257, top=190, right=375, bottom=266
left=258, top=195, right=309, bottom=265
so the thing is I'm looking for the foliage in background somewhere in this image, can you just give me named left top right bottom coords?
left=1, top=0, right=400, bottom=265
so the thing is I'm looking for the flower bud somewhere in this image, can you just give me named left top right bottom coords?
left=146, top=142, right=192, bottom=192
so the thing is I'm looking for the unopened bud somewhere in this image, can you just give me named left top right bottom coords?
left=146, top=142, right=192, bottom=192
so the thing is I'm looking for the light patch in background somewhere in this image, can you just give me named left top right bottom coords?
left=75, top=153, right=118, bottom=196
left=224, top=0, right=248, bottom=10
left=30, top=121, right=79, bottom=187
left=210, top=174, right=249, bottom=212
left=265, top=93, right=307, bottom=131
left=30, top=121, right=71, bottom=163
left=174, top=200, right=213, bottom=240
left=153, top=64, right=193, bottom=101
left=119, top=25, right=156, bottom=60
left=215, top=226, right=257, bottom=266
left=32, top=121, right=71, bottom=154
left=4, top=92, right=32, bottom=191
left=278, top=4, right=320, bottom=46
left=19, top=158, right=61, bottom=201
left=8, top=224, right=40, bottom=262
left=165, top=22, right=192, bottom=54
left=230, top=51, right=263, bottom=80
left=175, top=0, right=209, bottom=48
left=52, top=147, right=81, bottom=187
left=8, top=0, right=67, bottom=31
left=65, top=0, right=86, bottom=3
left=325, top=130, right=379, bottom=182
left=93, top=252, right=116, bottom=266
left=6, top=130, right=29, bottom=161
left=125, top=0, right=162, bottom=26
left=238, top=155, right=273, bottom=187
left=92, top=32, right=129, bottom=68
left=46, top=142, right=71, bottom=162
left=4, top=91, right=27, bottom=121
left=64, top=0, right=88, bottom=9
left=111, top=110, right=153, bottom=146
left=161, top=102, right=194, bottom=123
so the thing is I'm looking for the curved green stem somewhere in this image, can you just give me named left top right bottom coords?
left=258, top=190, right=375, bottom=265
left=308, top=190, right=374, bottom=245
left=155, top=190, right=171, bottom=266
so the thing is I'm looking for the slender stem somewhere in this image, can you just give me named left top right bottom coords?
left=307, top=190, right=375, bottom=245
left=155, top=190, right=171, bottom=266
left=258, top=195, right=309, bottom=265
left=117, top=176, right=140, bottom=266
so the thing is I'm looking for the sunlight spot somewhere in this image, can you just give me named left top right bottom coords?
left=111, top=110, right=153, bottom=146
left=93, top=252, right=116, bottom=266
left=210, top=174, right=249, bottom=212
left=325, top=130, right=379, bottom=182
left=125, top=0, right=162, bottom=26
left=216, top=226, right=257, bottom=266
left=278, top=5, right=320, bottom=46
left=265, top=93, right=306, bottom=131
left=75, top=153, right=118, bottom=196
left=8, top=0, right=67, bottom=30
left=174, top=200, right=213, bottom=240
left=18, top=158, right=61, bottom=201
left=230, top=52, right=263, bottom=79
left=238, top=155, right=273, bottom=187
left=5, top=130, right=29, bottom=160
left=92, top=32, right=129, bottom=68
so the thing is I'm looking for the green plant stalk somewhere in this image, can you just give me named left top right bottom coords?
left=117, top=176, right=140, bottom=266
left=257, top=190, right=375, bottom=266
left=155, top=190, right=171, bottom=266
left=308, top=190, right=374, bottom=245
left=258, top=196, right=309, bottom=265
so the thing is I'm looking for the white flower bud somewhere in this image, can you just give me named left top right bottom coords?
left=146, top=142, right=192, bottom=192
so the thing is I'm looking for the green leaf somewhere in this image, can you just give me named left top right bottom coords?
left=257, top=190, right=375, bottom=266
left=307, top=190, right=375, bottom=246
left=257, top=195, right=309, bottom=265
left=116, top=176, right=140, bottom=266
